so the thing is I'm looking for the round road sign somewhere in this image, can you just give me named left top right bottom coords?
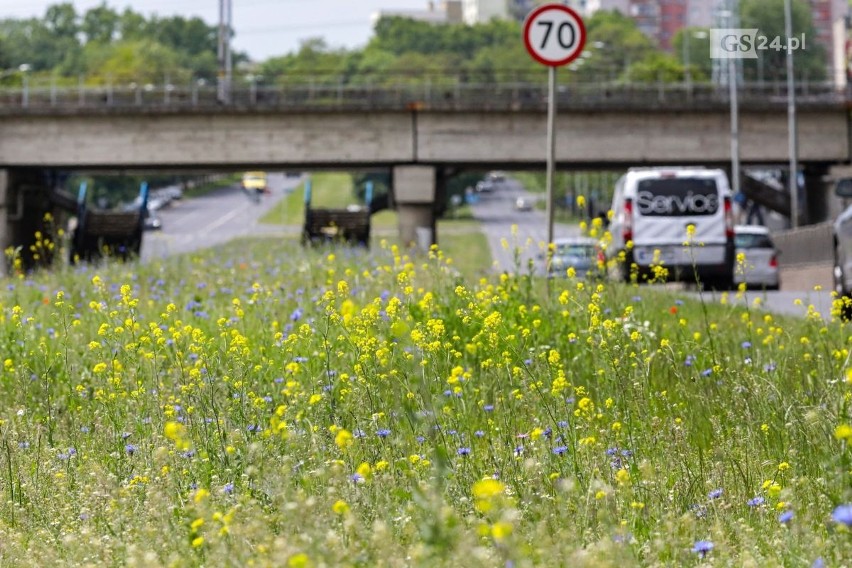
left=523, top=4, right=586, bottom=67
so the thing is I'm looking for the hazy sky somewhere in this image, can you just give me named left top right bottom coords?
left=0, top=0, right=433, bottom=60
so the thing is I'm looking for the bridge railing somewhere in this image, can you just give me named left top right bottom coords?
left=0, top=80, right=846, bottom=112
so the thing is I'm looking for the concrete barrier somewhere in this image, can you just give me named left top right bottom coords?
left=773, top=222, right=834, bottom=291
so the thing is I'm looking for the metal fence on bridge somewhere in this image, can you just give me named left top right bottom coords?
left=0, top=80, right=847, bottom=113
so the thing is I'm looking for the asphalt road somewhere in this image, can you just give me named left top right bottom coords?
left=470, top=178, right=578, bottom=275
left=470, top=178, right=837, bottom=320
left=141, top=173, right=300, bottom=261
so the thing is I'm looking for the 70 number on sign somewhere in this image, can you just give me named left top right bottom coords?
left=523, top=5, right=586, bottom=67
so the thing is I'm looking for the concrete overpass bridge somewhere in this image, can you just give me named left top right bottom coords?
left=0, top=81, right=849, bottom=270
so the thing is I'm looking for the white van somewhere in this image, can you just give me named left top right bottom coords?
left=606, top=167, right=735, bottom=287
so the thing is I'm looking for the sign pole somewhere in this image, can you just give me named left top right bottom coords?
left=546, top=66, right=557, bottom=246
left=523, top=3, right=585, bottom=247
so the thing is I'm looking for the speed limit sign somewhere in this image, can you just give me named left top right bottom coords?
left=523, top=4, right=586, bottom=67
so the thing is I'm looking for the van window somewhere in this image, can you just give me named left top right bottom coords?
left=636, top=178, right=719, bottom=217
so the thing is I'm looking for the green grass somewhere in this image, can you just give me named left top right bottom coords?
left=183, top=174, right=242, bottom=199
left=260, top=173, right=396, bottom=227
left=2, top=231, right=852, bottom=565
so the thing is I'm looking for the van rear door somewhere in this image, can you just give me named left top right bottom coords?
left=632, top=173, right=727, bottom=265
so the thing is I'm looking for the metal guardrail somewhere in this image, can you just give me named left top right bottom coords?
left=0, top=81, right=847, bottom=113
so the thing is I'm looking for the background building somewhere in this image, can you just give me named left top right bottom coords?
left=463, top=0, right=511, bottom=24
left=372, top=1, right=464, bottom=26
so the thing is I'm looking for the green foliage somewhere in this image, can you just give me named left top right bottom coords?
left=0, top=3, right=227, bottom=84
left=741, top=0, right=826, bottom=81
left=626, top=52, right=685, bottom=83
left=673, top=27, right=712, bottom=82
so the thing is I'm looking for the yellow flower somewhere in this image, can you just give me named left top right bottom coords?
left=335, top=429, right=353, bottom=450
left=191, top=536, right=204, bottom=548
left=193, top=489, right=210, bottom=503
left=288, top=554, right=311, bottom=568
left=332, top=500, right=350, bottom=515
left=615, top=469, right=630, bottom=485
left=491, top=521, right=513, bottom=542
left=835, top=424, right=852, bottom=441
left=473, top=479, right=505, bottom=500
left=778, top=462, right=790, bottom=472
left=595, top=490, right=606, bottom=500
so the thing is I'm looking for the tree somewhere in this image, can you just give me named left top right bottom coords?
left=44, top=3, right=79, bottom=39
left=82, top=3, right=119, bottom=44
left=118, top=8, right=147, bottom=41
left=573, top=10, right=657, bottom=83
left=625, top=52, right=684, bottom=83
left=741, top=0, right=826, bottom=81
left=673, top=27, right=712, bottom=83
left=260, top=38, right=352, bottom=86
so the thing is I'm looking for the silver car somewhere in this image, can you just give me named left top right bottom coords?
left=733, top=225, right=780, bottom=290
left=547, top=237, right=602, bottom=279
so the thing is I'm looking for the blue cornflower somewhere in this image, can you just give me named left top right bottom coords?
left=812, top=558, right=826, bottom=568
left=692, top=540, right=714, bottom=557
left=457, top=447, right=471, bottom=456
left=353, top=429, right=366, bottom=438
left=121, top=432, right=131, bottom=440
left=606, top=447, right=619, bottom=456
left=764, top=362, right=777, bottom=372
left=125, top=444, right=137, bottom=456
left=416, top=436, right=426, bottom=443
left=557, top=421, right=569, bottom=428
left=543, top=427, right=553, bottom=438
left=684, top=355, right=696, bottom=367
left=701, top=368, right=713, bottom=377
left=474, top=430, right=485, bottom=438
left=552, top=446, right=568, bottom=456
left=514, top=446, right=523, bottom=457
left=747, top=496, right=765, bottom=507
left=223, top=483, right=234, bottom=495
left=18, top=441, right=29, bottom=449
left=349, top=473, right=364, bottom=483
left=484, top=404, right=494, bottom=412
left=779, top=510, right=794, bottom=524
left=524, top=358, right=532, bottom=365
left=741, top=341, right=752, bottom=349
left=831, top=504, right=852, bottom=526
left=708, top=488, right=723, bottom=499
left=290, top=308, right=303, bottom=321
left=377, top=429, right=391, bottom=439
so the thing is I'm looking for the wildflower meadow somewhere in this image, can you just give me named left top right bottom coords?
left=0, top=235, right=850, bottom=567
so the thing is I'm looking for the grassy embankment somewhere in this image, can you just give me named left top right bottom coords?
left=0, top=230, right=850, bottom=565
left=259, top=173, right=486, bottom=276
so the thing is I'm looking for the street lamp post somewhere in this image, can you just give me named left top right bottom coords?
left=784, top=0, right=799, bottom=228
left=683, top=30, right=708, bottom=99
left=19, top=64, right=31, bottom=108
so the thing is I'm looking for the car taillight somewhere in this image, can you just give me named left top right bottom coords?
left=724, top=196, right=734, bottom=239
left=623, top=198, right=633, bottom=243
left=769, top=254, right=778, bottom=268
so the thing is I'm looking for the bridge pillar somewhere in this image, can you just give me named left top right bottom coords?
left=393, top=166, right=436, bottom=249
left=0, top=168, right=55, bottom=276
left=803, top=164, right=831, bottom=225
